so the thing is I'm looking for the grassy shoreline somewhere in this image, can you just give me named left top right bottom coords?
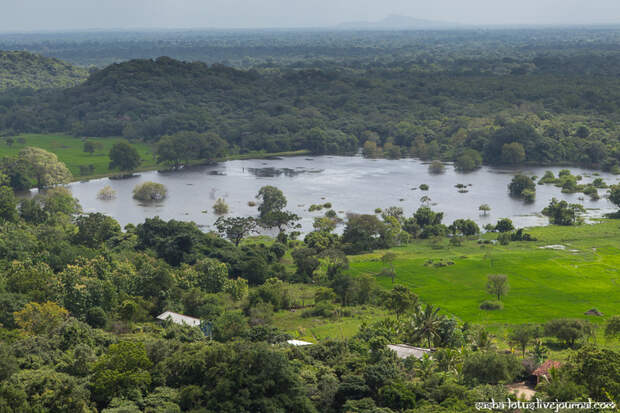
left=0, top=133, right=310, bottom=183
left=348, top=220, right=620, bottom=328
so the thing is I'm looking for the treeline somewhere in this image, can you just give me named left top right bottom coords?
left=2, top=27, right=620, bottom=69
left=1, top=54, right=620, bottom=168
left=0, top=51, right=88, bottom=91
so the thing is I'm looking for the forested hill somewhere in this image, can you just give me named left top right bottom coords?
left=2, top=55, right=620, bottom=168
left=0, top=51, right=88, bottom=91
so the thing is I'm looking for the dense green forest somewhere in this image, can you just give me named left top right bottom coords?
left=1, top=49, right=620, bottom=169
left=0, top=51, right=88, bottom=91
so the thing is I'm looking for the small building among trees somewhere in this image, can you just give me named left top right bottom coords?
left=388, top=344, right=433, bottom=360
left=530, top=360, right=563, bottom=385
left=156, top=311, right=201, bottom=327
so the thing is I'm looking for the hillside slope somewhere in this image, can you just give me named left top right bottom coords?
left=0, top=50, right=88, bottom=90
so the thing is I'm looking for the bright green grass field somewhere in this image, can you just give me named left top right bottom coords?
left=348, top=221, right=620, bottom=326
left=1, top=134, right=156, bottom=179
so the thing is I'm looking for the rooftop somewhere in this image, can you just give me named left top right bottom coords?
left=156, top=311, right=201, bottom=327
left=286, top=339, right=313, bottom=346
left=388, top=344, right=433, bottom=360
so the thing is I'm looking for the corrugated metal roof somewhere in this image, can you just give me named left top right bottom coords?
left=156, top=311, right=201, bottom=327
left=286, top=339, right=313, bottom=346
left=388, top=344, right=433, bottom=360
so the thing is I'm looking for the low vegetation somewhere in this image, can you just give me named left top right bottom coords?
left=133, top=181, right=167, bottom=201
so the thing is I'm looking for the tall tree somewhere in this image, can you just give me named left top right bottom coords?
left=256, top=185, right=287, bottom=219
left=486, top=274, right=510, bottom=301
left=0, top=185, right=17, bottom=222
left=409, top=304, right=443, bottom=348
left=509, top=324, right=538, bottom=358
left=18, top=147, right=72, bottom=189
left=215, top=216, right=258, bottom=246
left=387, top=285, right=418, bottom=318
left=109, top=142, right=141, bottom=173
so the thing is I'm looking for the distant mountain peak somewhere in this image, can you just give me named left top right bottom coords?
left=337, top=14, right=462, bottom=30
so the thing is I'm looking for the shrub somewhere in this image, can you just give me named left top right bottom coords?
left=544, top=319, right=592, bottom=347
left=508, top=174, right=535, bottom=198
left=455, top=149, right=483, bottom=172
left=86, top=306, right=108, bottom=328
left=419, top=184, right=429, bottom=191
left=302, top=301, right=338, bottom=319
left=463, top=351, right=522, bottom=385
left=480, top=301, right=504, bottom=311
left=133, top=182, right=167, bottom=201
left=497, top=232, right=511, bottom=245
left=495, top=218, right=514, bottom=233
left=213, top=198, right=229, bottom=215
left=97, top=185, right=117, bottom=200
left=538, top=170, right=556, bottom=185
left=429, top=160, right=445, bottom=174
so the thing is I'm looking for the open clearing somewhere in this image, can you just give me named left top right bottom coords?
left=348, top=221, right=620, bottom=326
left=0, top=133, right=156, bottom=178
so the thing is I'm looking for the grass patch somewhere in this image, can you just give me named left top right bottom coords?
left=0, top=133, right=156, bottom=179
left=0, top=134, right=310, bottom=181
left=348, top=221, right=620, bottom=327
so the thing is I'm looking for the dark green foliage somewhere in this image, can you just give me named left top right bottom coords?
left=91, top=341, right=152, bottom=405
left=0, top=51, right=87, bottom=91
left=544, top=319, right=592, bottom=348
left=135, top=217, right=233, bottom=266
left=455, top=149, right=483, bottom=172
left=508, top=174, right=535, bottom=199
left=494, top=218, right=514, bottom=233
left=108, top=142, right=141, bottom=172
left=215, top=216, right=257, bottom=247
left=292, top=247, right=320, bottom=281
left=0, top=368, right=93, bottom=412
left=566, top=346, right=620, bottom=400
left=605, top=315, right=620, bottom=339
left=156, top=131, right=227, bottom=168
left=342, top=214, right=389, bottom=254
left=2, top=39, right=619, bottom=165
left=449, top=219, right=479, bottom=236
left=74, top=212, right=121, bottom=248
left=480, top=300, right=503, bottom=311
left=542, top=198, right=585, bottom=225
left=462, top=352, right=523, bottom=385
left=85, top=306, right=107, bottom=329
left=165, top=341, right=316, bottom=412
left=0, top=185, right=17, bottom=222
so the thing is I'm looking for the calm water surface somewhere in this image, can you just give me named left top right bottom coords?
left=64, top=155, right=620, bottom=233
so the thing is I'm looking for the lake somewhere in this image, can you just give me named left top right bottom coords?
left=64, top=155, right=620, bottom=233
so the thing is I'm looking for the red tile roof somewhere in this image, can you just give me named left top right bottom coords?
left=532, top=360, right=562, bottom=377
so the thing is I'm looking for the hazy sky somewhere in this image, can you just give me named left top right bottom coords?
left=2, top=0, right=619, bottom=31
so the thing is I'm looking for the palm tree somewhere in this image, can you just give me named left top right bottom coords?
left=410, top=304, right=443, bottom=348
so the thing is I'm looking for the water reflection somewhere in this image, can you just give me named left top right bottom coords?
left=63, top=155, right=620, bottom=234
left=246, top=167, right=323, bottom=177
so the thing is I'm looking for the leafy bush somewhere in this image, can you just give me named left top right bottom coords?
left=133, top=182, right=167, bottom=201
left=429, top=160, right=445, bottom=174
left=97, top=185, right=116, bottom=200
left=213, top=198, right=229, bottom=215
left=480, top=301, right=504, bottom=311
left=462, top=351, right=522, bottom=385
